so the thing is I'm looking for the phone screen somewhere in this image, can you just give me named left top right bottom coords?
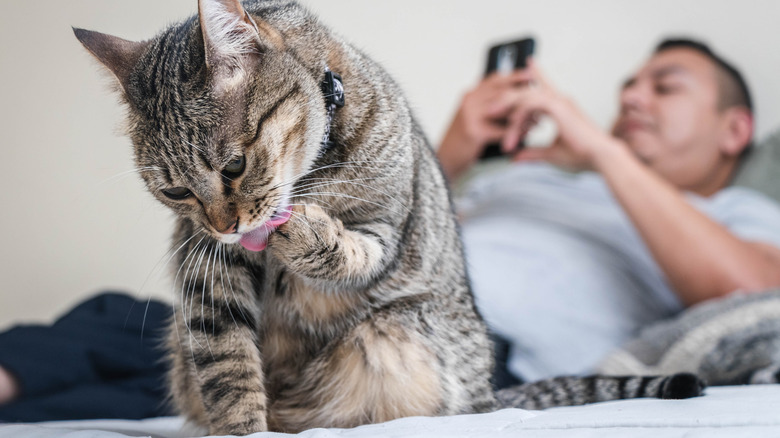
left=485, top=38, right=535, bottom=76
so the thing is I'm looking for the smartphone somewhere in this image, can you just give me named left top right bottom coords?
left=481, top=37, right=535, bottom=159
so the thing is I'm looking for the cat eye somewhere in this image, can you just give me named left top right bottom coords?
left=162, top=187, right=192, bottom=200
left=222, top=155, right=246, bottom=178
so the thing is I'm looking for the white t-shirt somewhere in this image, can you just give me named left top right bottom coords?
left=458, top=162, right=780, bottom=381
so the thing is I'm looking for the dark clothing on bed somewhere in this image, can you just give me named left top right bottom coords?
left=0, top=292, right=172, bottom=422
left=490, top=333, right=524, bottom=390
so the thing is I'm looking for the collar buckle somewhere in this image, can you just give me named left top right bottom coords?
left=321, top=71, right=345, bottom=108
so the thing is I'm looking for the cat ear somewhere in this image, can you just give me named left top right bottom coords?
left=198, top=0, right=264, bottom=89
left=73, top=27, right=149, bottom=95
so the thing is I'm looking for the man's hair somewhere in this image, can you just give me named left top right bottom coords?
left=655, top=38, right=754, bottom=156
left=655, top=39, right=753, bottom=112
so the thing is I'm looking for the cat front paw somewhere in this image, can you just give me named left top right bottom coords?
left=210, top=418, right=267, bottom=437
left=269, top=203, right=341, bottom=272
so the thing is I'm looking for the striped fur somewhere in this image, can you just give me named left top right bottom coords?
left=496, top=373, right=704, bottom=410
left=74, top=1, right=703, bottom=435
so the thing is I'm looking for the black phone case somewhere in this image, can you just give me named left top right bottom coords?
left=481, top=37, right=535, bottom=159
left=485, top=37, right=535, bottom=75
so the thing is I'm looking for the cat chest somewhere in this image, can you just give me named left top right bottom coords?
left=263, top=271, right=368, bottom=327
left=258, top=273, right=368, bottom=358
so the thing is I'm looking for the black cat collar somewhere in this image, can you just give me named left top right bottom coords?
left=320, top=69, right=344, bottom=152
left=321, top=70, right=345, bottom=108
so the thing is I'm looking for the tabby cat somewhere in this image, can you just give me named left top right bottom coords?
left=74, top=0, right=703, bottom=435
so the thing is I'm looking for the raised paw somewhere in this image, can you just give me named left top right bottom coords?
left=660, top=372, right=706, bottom=399
left=268, top=203, right=341, bottom=270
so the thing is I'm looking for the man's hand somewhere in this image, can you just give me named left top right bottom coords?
left=501, top=60, right=624, bottom=172
left=0, top=365, right=19, bottom=405
left=437, top=60, right=625, bottom=180
left=437, top=70, right=531, bottom=181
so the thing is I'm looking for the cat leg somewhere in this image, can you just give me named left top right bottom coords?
left=167, top=337, right=208, bottom=428
left=268, top=317, right=444, bottom=432
left=268, top=203, right=395, bottom=286
left=170, top=243, right=268, bottom=436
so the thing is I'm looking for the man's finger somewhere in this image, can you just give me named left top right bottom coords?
left=501, top=92, right=545, bottom=153
left=480, top=122, right=508, bottom=144
left=484, top=87, right=530, bottom=118
left=512, top=146, right=552, bottom=163
left=526, top=58, right=553, bottom=90
left=484, top=69, right=534, bottom=90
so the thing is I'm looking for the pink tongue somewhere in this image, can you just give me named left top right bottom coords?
left=238, top=207, right=293, bottom=252
left=239, top=225, right=272, bottom=252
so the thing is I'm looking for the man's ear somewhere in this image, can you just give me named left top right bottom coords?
left=73, top=27, right=149, bottom=95
left=720, top=106, right=754, bottom=157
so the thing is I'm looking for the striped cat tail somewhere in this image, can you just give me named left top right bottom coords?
left=495, top=373, right=705, bottom=410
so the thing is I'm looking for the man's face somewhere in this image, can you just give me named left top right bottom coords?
left=613, top=48, right=730, bottom=192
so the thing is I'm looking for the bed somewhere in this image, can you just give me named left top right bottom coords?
left=1, top=385, right=778, bottom=438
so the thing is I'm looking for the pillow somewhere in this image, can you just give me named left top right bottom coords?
left=733, top=129, right=780, bottom=204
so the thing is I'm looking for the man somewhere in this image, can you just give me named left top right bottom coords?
left=438, top=39, right=780, bottom=384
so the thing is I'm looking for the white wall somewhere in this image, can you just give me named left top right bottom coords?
left=2, top=0, right=779, bottom=329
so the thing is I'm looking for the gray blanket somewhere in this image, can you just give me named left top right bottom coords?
left=597, top=290, right=780, bottom=385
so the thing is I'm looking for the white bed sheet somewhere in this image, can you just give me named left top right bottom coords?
left=1, top=386, right=778, bottom=438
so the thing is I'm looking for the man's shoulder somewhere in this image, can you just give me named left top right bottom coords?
left=712, top=186, right=780, bottom=212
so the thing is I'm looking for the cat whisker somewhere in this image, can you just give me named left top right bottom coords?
left=139, top=231, right=203, bottom=339
left=181, top=241, right=207, bottom=350
left=210, top=243, right=219, bottom=335
left=288, top=178, right=410, bottom=213
left=222, top=245, right=251, bottom=326
left=285, top=200, right=338, bottom=214
left=186, top=244, right=211, bottom=354
left=97, top=167, right=163, bottom=187
left=270, top=160, right=397, bottom=191
left=173, top=235, right=207, bottom=350
left=288, top=176, right=379, bottom=194
left=182, top=246, right=199, bottom=324
left=139, top=231, right=203, bottom=299
left=189, top=243, right=211, bottom=338
left=328, top=180, right=412, bottom=213
left=176, top=239, right=203, bottom=324
left=200, top=245, right=216, bottom=360
left=287, top=209, right=324, bottom=243
left=293, top=191, right=393, bottom=212
left=167, top=155, right=201, bottom=175
left=182, top=139, right=206, bottom=154
left=216, top=244, right=240, bottom=330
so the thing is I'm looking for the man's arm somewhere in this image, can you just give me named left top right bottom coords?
left=594, top=138, right=780, bottom=305
left=506, top=61, right=780, bottom=305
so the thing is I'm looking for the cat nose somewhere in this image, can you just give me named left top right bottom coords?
left=216, top=218, right=239, bottom=234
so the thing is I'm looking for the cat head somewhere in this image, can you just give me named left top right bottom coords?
left=75, top=0, right=330, bottom=251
